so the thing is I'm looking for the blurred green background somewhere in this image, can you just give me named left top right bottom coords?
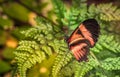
left=0, top=0, right=120, bottom=77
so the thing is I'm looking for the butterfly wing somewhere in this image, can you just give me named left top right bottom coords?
left=82, top=19, right=100, bottom=47
left=67, top=19, right=100, bottom=61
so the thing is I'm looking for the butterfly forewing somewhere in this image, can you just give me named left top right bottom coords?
left=82, top=19, right=100, bottom=45
left=67, top=19, right=100, bottom=62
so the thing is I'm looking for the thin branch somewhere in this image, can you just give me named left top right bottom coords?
left=16, top=0, right=57, bottom=26
left=0, top=0, right=57, bottom=26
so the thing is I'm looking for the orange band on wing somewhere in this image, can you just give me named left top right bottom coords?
left=79, top=24, right=95, bottom=47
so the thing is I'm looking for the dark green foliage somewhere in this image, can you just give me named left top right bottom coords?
left=101, top=57, right=120, bottom=70
left=52, top=51, right=73, bottom=77
left=74, top=56, right=99, bottom=77
left=2, top=2, right=30, bottom=22
left=20, top=0, right=48, bottom=14
left=0, top=17, right=13, bottom=29
left=0, top=60, right=11, bottom=74
left=91, top=35, right=120, bottom=53
left=13, top=0, right=120, bottom=77
left=97, top=3, right=120, bottom=21
left=14, top=16, right=70, bottom=77
left=51, top=0, right=66, bottom=25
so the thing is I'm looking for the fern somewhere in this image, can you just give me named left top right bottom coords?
left=14, top=41, right=45, bottom=77
left=91, top=35, right=120, bottom=53
left=51, top=0, right=66, bottom=25
left=98, top=3, right=120, bottom=21
left=52, top=51, right=73, bottom=77
left=13, top=0, right=120, bottom=77
left=72, top=0, right=87, bottom=8
left=62, top=2, right=88, bottom=30
left=101, top=57, right=120, bottom=70
left=74, top=56, right=99, bottom=77
left=14, top=17, right=68, bottom=77
left=57, top=60, right=77, bottom=77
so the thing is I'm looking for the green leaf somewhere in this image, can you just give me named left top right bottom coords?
left=0, top=60, right=11, bottom=74
left=0, top=17, right=14, bottom=29
left=2, top=2, right=30, bottom=22
left=2, top=47, right=15, bottom=59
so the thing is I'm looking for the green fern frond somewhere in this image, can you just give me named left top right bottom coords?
left=88, top=4, right=100, bottom=18
left=91, top=35, right=120, bottom=53
left=72, top=0, right=87, bottom=8
left=13, top=0, right=120, bottom=77
left=51, top=0, right=66, bottom=25
left=100, top=21, right=120, bottom=44
left=14, top=40, right=45, bottom=77
left=52, top=51, right=73, bottom=77
left=21, top=21, right=63, bottom=43
left=62, top=7, right=88, bottom=31
left=18, top=41, right=39, bottom=50
left=60, top=0, right=88, bottom=30
left=14, top=16, right=70, bottom=77
left=48, top=40, right=67, bottom=53
left=35, top=17, right=63, bottom=37
left=101, top=57, right=120, bottom=70
left=89, top=34, right=120, bottom=76
left=74, top=56, right=99, bottom=77
left=97, top=3, right=120, bottom=21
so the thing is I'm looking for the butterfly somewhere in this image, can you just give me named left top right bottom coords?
left=66, top=19, right=100, bottom=62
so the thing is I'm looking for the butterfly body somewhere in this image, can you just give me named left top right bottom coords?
left=67, top=19, right=100, bottom=62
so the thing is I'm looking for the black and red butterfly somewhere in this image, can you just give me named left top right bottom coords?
left=67, top=19, right=100, bottom=62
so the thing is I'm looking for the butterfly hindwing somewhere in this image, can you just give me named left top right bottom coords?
left=67, top=19, right=100, bottom=61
